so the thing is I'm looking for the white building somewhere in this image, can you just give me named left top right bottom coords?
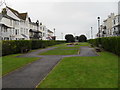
left=98, top=13, right=117, bottom=37
left=46, top=29, right=54, bottom=40
left=39, top=23, right=47, bottom=40
left=0, top=6, right=54, bottom=40
left=112, top=15, right=120, bottom=36
left=0, top=6, right=30, bottom=40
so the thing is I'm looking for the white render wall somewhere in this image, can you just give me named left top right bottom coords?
left=40, top=25, right=47, bottom=40
left=0, top=7, right=53, bottom=40
left=102, top=13, right=115, bottom=37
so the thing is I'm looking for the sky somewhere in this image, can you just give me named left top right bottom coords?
left=0, top=0, right=119, bottom=40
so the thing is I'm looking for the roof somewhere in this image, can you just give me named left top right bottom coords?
left=6, top=6, right=27, bottom=20
left=48, top=29, right=53, bottom=33
left=30, top=22, right=37, bottom=26
left=19, top=13, right=27, bottom=20
left=29, top=29, right=42, bottom=33
left=3, top=14, right=19, bottom=21
left=0, top=22, right=13, bottom=28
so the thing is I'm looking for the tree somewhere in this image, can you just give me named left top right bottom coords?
left=75, top=36, right=79, bottom=42
left=65, top=34, right=75, bottom=42
left=78, top=35, right=87, bottom=42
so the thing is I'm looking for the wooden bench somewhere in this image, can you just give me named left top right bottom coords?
left=95, top=47, right=101, bottom=52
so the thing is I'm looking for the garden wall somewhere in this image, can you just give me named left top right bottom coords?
left=88, top=37, right=120, bottom=56
left=2, top=40, right=65, bottom=56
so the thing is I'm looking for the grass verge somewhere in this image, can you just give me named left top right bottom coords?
left=37, top=52, right=118, bottom=88
left=39, top=46, right=80, bottom=55
left=2, top=54, right=40, bottom=76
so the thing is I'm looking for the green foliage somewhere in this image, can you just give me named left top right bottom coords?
left=39, top=46, right=79, bottom=55
left=79, top=35, right=87, bottom=42
left=88, top=37, right=120, bottom=56
left=2, top=40, right=65, bottom=56
left=65, top=34, right=75, bottom=42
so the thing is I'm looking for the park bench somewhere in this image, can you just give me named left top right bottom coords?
left=95, top=47, right=101, bottom=52
left=21, top=47, right=30, bottom=53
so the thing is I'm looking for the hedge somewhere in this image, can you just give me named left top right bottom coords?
left=88, top=37, right=120, bottom=56
left=2, top=40, right=65, bottom=56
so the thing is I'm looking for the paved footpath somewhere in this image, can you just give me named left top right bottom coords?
left=2, top=46, right=98, bottom=88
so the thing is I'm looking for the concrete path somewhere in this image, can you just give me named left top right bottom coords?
left=2, top=46, right=98, bottom=88
left=2, top=56, right=62, bottom=88
left=63, top=46, right=98, bottom=57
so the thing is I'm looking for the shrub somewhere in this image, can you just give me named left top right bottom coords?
left=88, top=37, right=120, bottom=56
left=2, top=40, right=65, bottom=56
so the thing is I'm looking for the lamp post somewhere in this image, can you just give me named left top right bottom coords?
left=61, top=32, right=63, bottom=40
left=91, top=27, right=93, bottom=39
left=53, top=28, right=55, bottom=36
left=97, top=17, right=100, bottom=38
left=97, top=17, right=102, bottom=48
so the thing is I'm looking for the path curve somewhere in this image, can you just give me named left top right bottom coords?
left=2, top=46, right=98, bottom=88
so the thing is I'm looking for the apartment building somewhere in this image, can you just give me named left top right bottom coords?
left=0, top=6, right=54, bottom=40
left=98, top=13, right=120, bottom=37
left=102, top=13, right=115, bottom=37
left=46, top=29, right=54, bottom=40
left=112, top=15, right=120, bottom=36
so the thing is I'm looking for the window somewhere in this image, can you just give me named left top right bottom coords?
left=114, top=20, right=115, bottom=24
left=21, top=28, right=23, bottom=34
left=43, top=33, right=45, bottom=36
left=118, top=17, right=119, bottom=23
left=15, top=29, right=17, bottom=35
left=40, top=27, right=42, bottom=30
left=114, top=27, right=116, bottom=31
left=10, top=20, right=12, bottom=26
left=3, top=27, right=7, bottom=32
left=13, top=29, right=14, bottom=35
left=18, top=30, right=19, bottom=35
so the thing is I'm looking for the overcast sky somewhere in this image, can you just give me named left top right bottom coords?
left=0, top=0, right=119, bottom=40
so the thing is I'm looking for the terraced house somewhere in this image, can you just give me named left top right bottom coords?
left=0, top=6, right=54, bottom=40
left=98, top=13, right=120, bottom=37
left=98, top=2, right=120, bottom=37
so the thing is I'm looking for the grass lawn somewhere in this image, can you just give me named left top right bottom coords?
left=39, top=46, right=80, bottom=55
left=38, top=52, right=118, bottom=88
left=2, top=54, right=40, bottom=76
left=77, top=42, right=91, bottom=46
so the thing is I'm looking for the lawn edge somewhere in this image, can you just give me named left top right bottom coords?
left=36, top=57, right=63, bottom=88
left=2, top=57, right=40, bottom=77
left=39, top=47, right=80, bottom=55
left=91, top=47, right=100, bottom=56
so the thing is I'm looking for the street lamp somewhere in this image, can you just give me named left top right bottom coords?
left=91, top=27, right=93, bottom=39
left=97, top=17, right=102, bottom=48
left=53, top=28, right=55, bottom=36
left=61, top=32, right=63, bottom=40
left=97, top=17, right=100, bottom=38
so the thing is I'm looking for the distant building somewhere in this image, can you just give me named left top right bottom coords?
left=0, top=6, right=31, bottom=40
left=0, top=6, right=54, bottom=40
left=112, top=15, right=120, bottom=36
left=46, top=29, right=54, bottom=40
left=98, top=13, right=120, bottom=37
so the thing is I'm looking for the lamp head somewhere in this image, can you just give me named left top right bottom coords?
left=97, top=17, right=100, bottom=20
